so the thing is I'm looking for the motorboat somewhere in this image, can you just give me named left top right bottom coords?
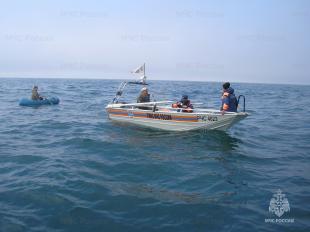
left=105, top=64, right=248, bottom=131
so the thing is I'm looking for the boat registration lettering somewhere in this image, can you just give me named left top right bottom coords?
left=197, top=116, right=218, bottom=121
left=147, top=113, right=172, bottom=120
left=197, top=116, right=207, bottom=121
left=208, top=116, right=218, bottom=121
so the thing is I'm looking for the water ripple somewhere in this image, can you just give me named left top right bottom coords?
left=0, top=79, right=309, bottom=231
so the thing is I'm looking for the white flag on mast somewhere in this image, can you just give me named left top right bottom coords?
left=131, top=64, right=145, bottom=74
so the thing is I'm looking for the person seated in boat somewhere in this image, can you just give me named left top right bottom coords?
left=137, top=87, right=151, bottom=110
left=221, top=82, right=238, bottom=113
left=31, top=86, right=44, bottom=100
left=137, top=87, right=150, bottom=103
left=172, top=95, right=193, bottom=112
left=180, top=95, right=193, bottom=109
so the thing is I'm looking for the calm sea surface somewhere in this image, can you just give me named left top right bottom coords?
left=0, top=78, right=309, bottom=232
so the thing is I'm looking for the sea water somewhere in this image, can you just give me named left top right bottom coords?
left=0, top=78, right=309, bottom=231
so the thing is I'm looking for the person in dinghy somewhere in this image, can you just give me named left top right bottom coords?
left=31, top=86, right=44, bottom=100
left=172, top=95, right=194, bottom=113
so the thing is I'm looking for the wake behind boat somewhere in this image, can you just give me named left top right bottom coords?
left=106, top=64, right=249, bottom=131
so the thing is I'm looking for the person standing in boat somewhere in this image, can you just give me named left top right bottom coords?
left=221, top=82, right=238, bottom=113
left=31, top=86, right=44, bottom=100
left=137, top=87, right=150, bottom=103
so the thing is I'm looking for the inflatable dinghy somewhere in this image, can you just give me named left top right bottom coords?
left=19, top=97, right=60, bottom=107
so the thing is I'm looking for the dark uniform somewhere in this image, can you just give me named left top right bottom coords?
left=221, top=83, right=237, bottom=112
left=137, top=93, right=150, bottom=103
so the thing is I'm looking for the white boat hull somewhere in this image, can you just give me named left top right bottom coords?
left=106, top=106, right=248, bottom=131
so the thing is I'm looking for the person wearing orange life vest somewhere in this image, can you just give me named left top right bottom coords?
left=221, top=82, right=238, bottom=113
left=172, top=95, right=193, bottom=112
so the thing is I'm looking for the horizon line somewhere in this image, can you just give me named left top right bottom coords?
left=0, top=76, right=309, bottom=87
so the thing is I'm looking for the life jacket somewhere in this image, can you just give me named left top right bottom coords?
left=172, top=102, right=182, bottom=108
left=172, top=100, right=194, bottom=113
left=172, top=101, right=193, bottom=112
left=182, top=107, right=193, bottom=113
left=222, top=89, right=237, bottom=112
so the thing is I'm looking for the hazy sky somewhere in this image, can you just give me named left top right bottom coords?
left=1, top=0, right=309, bottom=84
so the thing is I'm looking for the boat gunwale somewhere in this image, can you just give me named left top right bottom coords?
left=106, top=106, right=248, bottom=117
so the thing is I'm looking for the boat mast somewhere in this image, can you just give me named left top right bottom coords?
left=112, top=63, right=147, bottom=103
left=143, top=63, right=145, bottom=78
